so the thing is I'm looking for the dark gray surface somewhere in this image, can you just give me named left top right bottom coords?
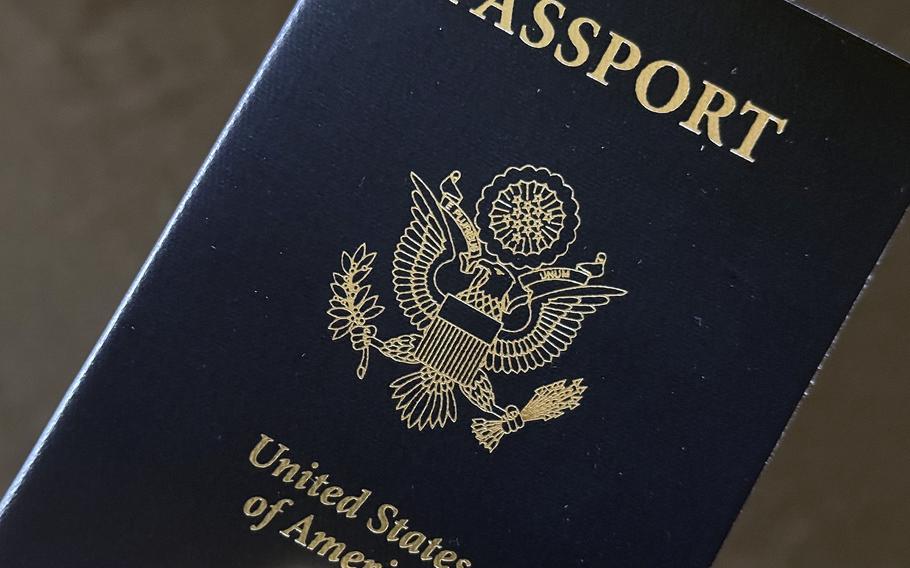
left=0, top=1, right=906, bottom=565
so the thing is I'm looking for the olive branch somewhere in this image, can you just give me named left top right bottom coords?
left=328, top=244, right=384, bottom=379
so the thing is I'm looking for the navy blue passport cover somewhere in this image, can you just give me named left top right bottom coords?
left=2, top=1, right=908, bottom=567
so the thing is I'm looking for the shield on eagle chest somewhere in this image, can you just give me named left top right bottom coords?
left=414, top=295, right=501, bottom=385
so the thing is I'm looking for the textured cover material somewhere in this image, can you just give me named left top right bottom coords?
left=1, top=1, right=908, bottom=567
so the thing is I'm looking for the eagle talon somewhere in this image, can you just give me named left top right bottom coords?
left=350, top=324, right=375, bottom=353
left=501, top=405, right=525, bottom=434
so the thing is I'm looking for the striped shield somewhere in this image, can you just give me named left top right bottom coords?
left=414, top=295, right=502, bottom=385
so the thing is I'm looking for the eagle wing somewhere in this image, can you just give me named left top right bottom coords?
left=392, top=173, right=454, bottom=330
left=486, top=286, right=626, bottom=374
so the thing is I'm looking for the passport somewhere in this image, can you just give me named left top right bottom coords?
left=2, top=1, right=908, bottom=566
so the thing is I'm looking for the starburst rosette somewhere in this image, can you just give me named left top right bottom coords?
left=475, top=165, right=580, bottom=269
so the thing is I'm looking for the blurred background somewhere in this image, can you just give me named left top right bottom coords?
left=0, top=1, right=907, bottom=566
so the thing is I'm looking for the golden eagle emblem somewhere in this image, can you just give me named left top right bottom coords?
left=328, top=165, right=627, bottom=452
